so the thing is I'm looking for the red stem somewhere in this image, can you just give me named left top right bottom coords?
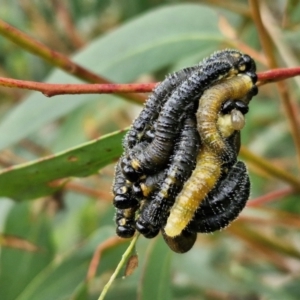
left=257, top=66, right=300, bottom=84
left=0, top=77, right=157, bottom=97
left=0, top=67, right=299, bottom=98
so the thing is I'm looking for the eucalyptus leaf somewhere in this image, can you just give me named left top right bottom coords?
left=0, top=129, right=126, bottom=200
left=0, top=203, right=54, bottom=300
left=14, top=227, right=128, bottom=300
left=138, top=236, right=172, bottom=300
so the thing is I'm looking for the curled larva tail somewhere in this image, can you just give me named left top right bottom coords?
left=164, top=148, right=221, bottom=237
left=161, top=228, right=197, bottom=254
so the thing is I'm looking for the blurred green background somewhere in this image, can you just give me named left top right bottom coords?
left=0, top=0, right=300, bottom=299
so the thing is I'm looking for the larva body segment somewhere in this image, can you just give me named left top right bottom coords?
left=188, top=161, right=250, bottom=233
left=113, top=142, right=148, bottom=207
left=112, top=161, right=137, bottom=209
left=135, top=114, right=200, bottom=234
left=115, top=205, right=139, bottom=238
left=139, top=170, right=166, bottom=198
left=164, top=147, right=221, bottom=237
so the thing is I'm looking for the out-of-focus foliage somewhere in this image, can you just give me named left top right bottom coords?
left=0, top=0, right=300, bottom=299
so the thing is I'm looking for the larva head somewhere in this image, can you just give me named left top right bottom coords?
left=121, top=157, right=142, bottom=182
left=135, top=219, right=159, bottom=238
left=116, top=224, right=135, bottom=238
left=237, top=54, right=257, bottom=83
left=221, top=99, right=249, bottom=116
left=235, top=100, right=249, bottom=115
left=217, top=50, right=256, bottom=83
left=113, top=193, right=138, bottom=209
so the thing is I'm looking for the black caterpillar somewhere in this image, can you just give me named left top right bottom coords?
left=112, top=49, right=258, bottom=253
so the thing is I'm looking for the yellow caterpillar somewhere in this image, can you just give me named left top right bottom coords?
left=164, top=74, right=255, bottom=237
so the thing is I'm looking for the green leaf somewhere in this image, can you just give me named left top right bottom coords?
left=138, top=236, right=172, bottom=300
left=13, top=227, right=128, bottom=300
left=0, top=4, right=224, bottom=150
left=70, top=282, right=88, bottom=300
left=0, top=203, right=55, bottom=300
left=0, top=129, right=126, bottom=200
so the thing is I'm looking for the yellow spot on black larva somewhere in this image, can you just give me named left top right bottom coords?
left=131, top=159, right=141, bottom=170
left=239, top=64, right=246, bottom=72
left=140, top=183, right=152, bottom=197
left=121, top=186, right=127, bottom=194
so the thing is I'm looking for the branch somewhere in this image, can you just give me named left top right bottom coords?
left=0, top=77, right=157, bottom=97
left=0, top=19, right=145, bottom=104
left=256, top=67, right=300, bottom=85
left=0, top=67, right=299, bottom=98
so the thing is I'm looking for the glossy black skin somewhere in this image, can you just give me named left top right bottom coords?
left=113, top=50, right=257, bottom=249
left=115, top=205, right=139, bottom=238
left=113, top=161, right=138, bottom=209
left=222, top=100, right=249, bottom=115
left=135, top=113, right=200, bottom=237
left=113, top=141, right=148, bottom=209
